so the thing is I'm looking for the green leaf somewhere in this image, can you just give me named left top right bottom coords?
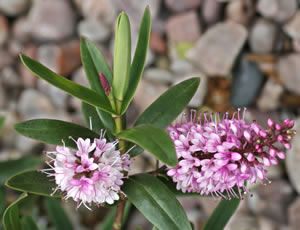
left=135, top=78, right=200, bottom=128
left=21, top=216, right=39, bottom=230
left=0, top=156, right=41, bottom=184
left=122, top=174, right=192, bottom=230
left=202, top=199, right=240, bottom=230
left=2, top=193, right=28, bottom=230
left=113, top=12, right=131, bottom=101
left=20, top=54, right=116, bottom=115
left=153, top=227, right=159, bottom=230
left=81, top=102, right=105, bottom=133
left=5, top=170, right=60, bottom=198
left=0, top=116, right=5, bottom=134
left=0, top=186, right=5, bottom=215
left=15, top=119, right=99, bottom=149
left=99, top=202, right=131, bottom=230
left=121, top=7, right=151, bottom=114
left=117, top=124, right=177, bottom=166
left=45, top=198, right=73, bottom=230
left=80, top=38, right=116, bottom=128
left=80, top=37, right=113, bottom=87
left=96, top=108, right=116, bottom=134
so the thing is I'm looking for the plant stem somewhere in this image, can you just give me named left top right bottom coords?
left=113, top=101, right=127, bottom=230
left=112, top=201, right=126, bottom=230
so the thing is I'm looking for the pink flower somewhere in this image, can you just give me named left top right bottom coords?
left=42, top=132, right=131, bottom=209
left=167, top=109, right=296, bottom=199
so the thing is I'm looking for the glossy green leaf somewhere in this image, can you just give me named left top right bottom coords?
left=117, top=125, right=177, bottom=166
left=81, top=102, right=105, bottom=133
left=0, top=116, right=5, bottom=134
left=5, top=170, right=60, bottom=198
left=21, top=216, right=39, bottom=230
left=99, top=202, right=131, bottom=230
left=15, top=119, right=99, bottom=149
left=122, top=174, right=192, bottom=230
left=80, top=37, right=112, bottom=86
left=202, top=199, right=240, bottom=230
left=135, top=78, right=200, bottom=128
left=152, top=227, right=159, bottom=230
left=0, top=186, right=5, bottom=215
left=20, top=54, right=116, bottom=115
left=121, top=7, right=151, bottom=114
left=0, top=156, right=41, bottom=184
left=2, top=193, right=27, bottom=230
left=80, top=38, right=116, bottom=128
left=113, top=12, right=131, bottom=101
left=96, top=108, right=116, bottom=134
left=46, top=198, right=73, bottom=230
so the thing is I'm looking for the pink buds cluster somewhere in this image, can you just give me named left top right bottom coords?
left=167, top=109, right=295, bottom=199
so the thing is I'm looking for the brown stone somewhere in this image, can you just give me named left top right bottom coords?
left=0, top=14, right=9, bottom=47
left=37, top=40, right=81, bottom=76
left=165, top=0, right=202, bottom=12
left=150, top=31, right=167, bottom=54
left=167, top=11, right=201, bottom=43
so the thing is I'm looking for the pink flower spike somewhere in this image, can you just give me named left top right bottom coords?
left=231, top=152, right=242, bottom=161
left=277, top=151, right=286, bottom=159
left=267, top=118, right=275, bottom=129
left=288, top=120, right=294, bottom=128
left=243, top=130, right=251, bottom=142
left=99, top=73, right=111, bottom=95
left=165, top=109, right=295, bottom=200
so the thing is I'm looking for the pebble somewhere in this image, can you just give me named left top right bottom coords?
left=225, top=213, right=259, bottom=230
left=286, top=118, right=300, bottom=194
left=15, top=135, right=41, bottom=153
left=201, top=0, right=222, bottom=25
left=0, top=49, right=14, bottom=69
left=0, top=110, right=19, bottom=148
left=277, top=54, right=300, bottom=95
left=0, top=14, right=8, bottom=47
left=249, top=19, right=278, bottom=54
left=170, top=59, right=197, bottom=76
left=17, top=89, right=56, bottom=120
left=144, top=68, right=174, bottom=84
left=288, top=197, right=300, bottom=230
left=78, top=18, right=111, bottom=42
left=29, top=0, right=75, bottom=41
left=37, top=79, right=68, bottom=109
left=257, top=79, right=284, bottom=111
left=167, top=11, right=201, bottom=43
left=1, top=66, right=21, bottom=88
left=187, top=22, right=247, bottom=76
left=133, top=79, right=168, bottom=113
left=165, top=0, right=202, bottom=12
left=116, top=0, right=161, bottom=30
left=74, top=0, right=117, bottom=26
left=172, top=73, right=208, bottom=108
left=0, top=81, right=5, bottom=108
left=12, top=17, right=32, bottom=42
left=37, top=40, right=81, bottom=76
left=257, top=0, right=297, bottom=23
left=284, top=11, right=300, bottom=40
left=248, top=180, right=294, bottom=224
left=231, top=56, right=264, bottom=108
left=0, top=0, right=30, bottom=16
left=226, top=0, right=255, bottom=25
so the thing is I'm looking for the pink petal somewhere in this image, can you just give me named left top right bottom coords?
left=231, top=152, right=242, bottom=161
left=227, top=163, right=238, bottom=171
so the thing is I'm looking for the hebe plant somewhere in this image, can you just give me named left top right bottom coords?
left=1, top=7, right=295, bottom=230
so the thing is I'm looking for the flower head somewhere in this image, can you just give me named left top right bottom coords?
left=42, top=131, right=131, bottom=209
left=167, top=109, right=296, bottom=199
